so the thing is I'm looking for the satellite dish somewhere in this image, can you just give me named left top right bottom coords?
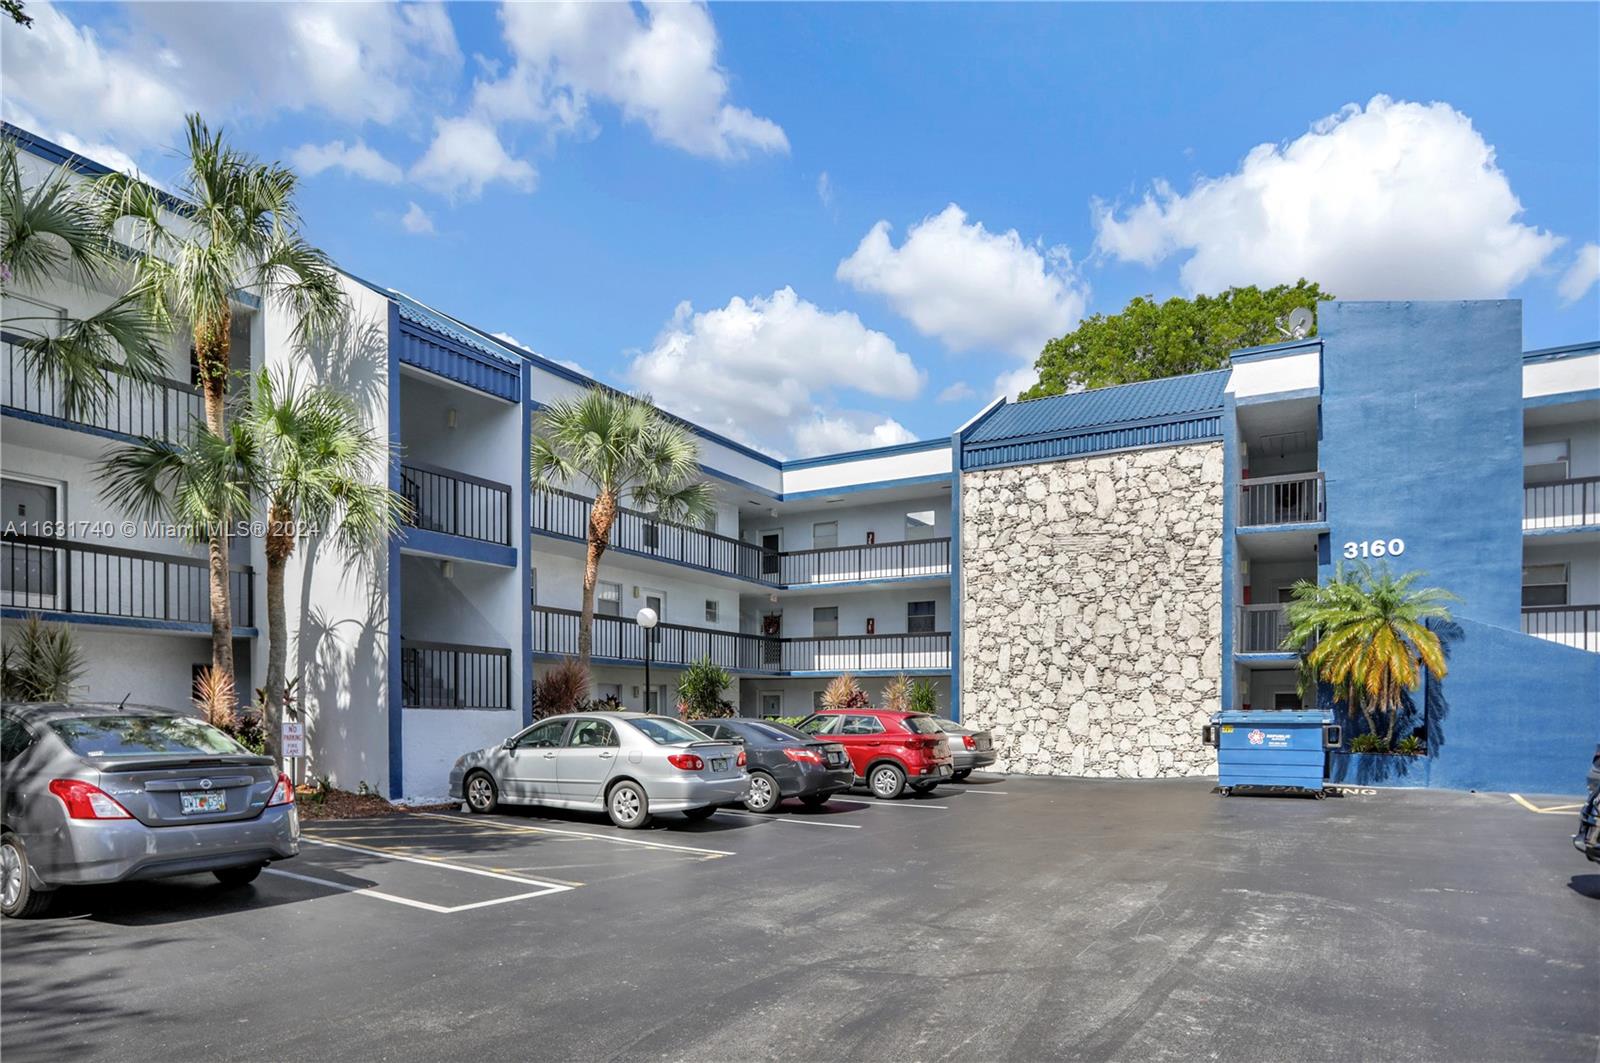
left=1286, top=307, right=1314, bottom=339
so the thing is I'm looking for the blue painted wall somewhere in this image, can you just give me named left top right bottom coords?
left=1319, top=301, right=1599, bottom=793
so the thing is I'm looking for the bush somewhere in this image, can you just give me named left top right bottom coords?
left=1349, top=732, right=1390, bottom=754
left=1, top=614, right=85, bottom=701
left=769, top=715, right=809, bottom=727
left=880, top=674, right=911, bottom=713
left=1395, top=734, right=1425, bottom=756
left=907, top=679, right=940, bottom=717
left=678, top=657, right=733, bottom=719
left=584, top=693, right=623, bottom=712
left=534, top=658, right=590, bottom=719
left=821, top=674, right=870, bottom=710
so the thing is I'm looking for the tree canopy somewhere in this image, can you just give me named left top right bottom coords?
left=1019, top=280, right=1331, bottom=400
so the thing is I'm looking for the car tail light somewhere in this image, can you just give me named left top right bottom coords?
left=267, top=772, right=295, bottom=806
left=784, top=747, right=824, bottom=764
left=962, top=735, right=976, bottom=750
left=667, top=753, right=705, bottom=771
left=736, top=750, right=747, bottom=768
left=48, top=779, right=132, bottom=820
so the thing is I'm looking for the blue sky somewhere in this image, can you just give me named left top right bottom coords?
left=5, top=2, right=1597, bottom=456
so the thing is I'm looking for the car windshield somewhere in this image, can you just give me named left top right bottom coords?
left=627, top=717, right=712, bottom=745
left=48, top=715, right=248, bottom=757
left=901, top=715, right=941, bottom=735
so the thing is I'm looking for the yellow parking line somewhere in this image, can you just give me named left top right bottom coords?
left=1508, top=793, right=1585, bottom=814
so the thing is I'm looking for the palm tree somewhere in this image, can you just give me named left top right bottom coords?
left=1281, top=563, right=1457, bottom=748
left=93, top=114, right=346, bottom=697
left=237, top=368, right=407, bottom=759
left=530, top=388, right=714, bottom=668
left=0, top=139, right=163, bottom=419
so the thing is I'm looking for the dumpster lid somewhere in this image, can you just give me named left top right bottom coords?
left=1211, top=709, right=1333, bottom=725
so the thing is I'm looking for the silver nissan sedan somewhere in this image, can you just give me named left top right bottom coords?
left=1, top=702, right=300, bottom=918
left=449, top=712, right=748, bottom=829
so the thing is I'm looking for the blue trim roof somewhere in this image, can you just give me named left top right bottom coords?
left=1523, top=341, right=1599, bottom=364
left=964, top=370, right=1230, bottom=445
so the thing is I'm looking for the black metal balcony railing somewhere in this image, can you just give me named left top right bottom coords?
left=400, top=639, right=512, bottom=709
left=531, top=605, right=952, bottom=674
left=1238, top=472, right=1325, bottom=527
left=1521, top=605, right=1600, bottom=654
left=400, top=461, right=512, bottom=547
left=1, top=533, right=254, bottom=628
left=531, top=488, right=954, bottom=588
left=1523, top=477, right=1600, bottom=529
left=1238, top=604, right=1291, bottom=653
left=3, top=333, right=202, bottom=445
left=779, top=538, right=951, bottom=586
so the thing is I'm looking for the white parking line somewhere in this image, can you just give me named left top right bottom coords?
left=265, top=842, right=573, bottom=915
left=714, top=809, right=862, bottom=830
left=857, top=800, right=949, bottom=810
left=949, top=789, right=1008, bottom=795
left=416, top=812, right=736, bottom=856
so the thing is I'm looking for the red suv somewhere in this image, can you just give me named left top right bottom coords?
left=795, top=710, right=954, bottom=799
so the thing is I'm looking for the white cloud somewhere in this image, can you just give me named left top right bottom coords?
left=627, top=286, right=924, bottom=457
left=1557, top=244, right=1600, bottom=305
left=1094, top=95, right=1564, bottom=300
left=792, top=414, right=916, bottom=456
left=992, top=364, right=1041, bottom=402
left=493, top=331, right=589, bottom=376
left=476, top=1, right=787, bottom=161
left=400, top=202, right=436, bottom=236
left=411, top=116, right=538, bottom=199
left=292, top=140, right=404, bottom=184
left=817, top=171, right=834, bottom=207
left=837, top=204, right=1088, bottom=359
left=2, top=1, right=461, bottom=154
left=937, top=381, right=976, bottom=404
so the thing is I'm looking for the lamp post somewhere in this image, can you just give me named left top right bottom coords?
left=636, top=606, right=659, bottom=712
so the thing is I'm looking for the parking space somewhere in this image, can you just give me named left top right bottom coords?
left=2, top=776, right=1596, bottom=1062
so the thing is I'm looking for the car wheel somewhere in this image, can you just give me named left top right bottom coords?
left=869, top=763, right=907, bottom=800
left=744, top=771, right=780, bottom=813
left=1, top=832, right=53, bottom=919
left=681, top=806, right=716, bottom=822
left=799, top=794, right=831, bottom=808
left=213, top=862, right=265, bottom=887
left=607, top=781, right=651, bottom=829
left=951, top=769, right=972, bottom=782
left=464, top=771, right=499, bottom=814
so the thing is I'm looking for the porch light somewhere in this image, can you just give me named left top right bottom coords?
left=637, top=606, right=659, bottom=708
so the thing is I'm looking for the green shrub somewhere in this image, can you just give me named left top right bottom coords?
left=1, top=615, right=85, bottom=701
left=678, top=657, right=733, bottom=719
left=1349, top=732, right=1390, bottom=754
left=907, top=679, right=940, bottom=717
left=771, top=715, right=809, bottom=727
left=1395, top=735, right=1425, bottom=756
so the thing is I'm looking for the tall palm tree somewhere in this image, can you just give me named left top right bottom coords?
left=1282, top=564, right=1457, bottom=747
left=94, top=114, right=346, bottom=697
left=0, top=139, right=163, bottom=418
left=237, top=368, right=407, bottom=759
left=531, top=388, right=714, bottom=669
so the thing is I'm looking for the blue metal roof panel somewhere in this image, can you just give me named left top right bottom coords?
left=389, top=291, right=520, bottom=370
left=965, top=370, right=1230, bottom=445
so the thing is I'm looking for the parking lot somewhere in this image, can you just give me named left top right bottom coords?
left=2, top=776, right=1596, bottom=1062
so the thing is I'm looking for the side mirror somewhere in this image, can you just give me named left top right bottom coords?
left=502, top=738, right=518, bottom=751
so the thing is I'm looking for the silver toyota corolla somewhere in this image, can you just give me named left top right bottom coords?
left=449, top=712, right=748, bottom=829
left=1, top=702, right=300, bottom=918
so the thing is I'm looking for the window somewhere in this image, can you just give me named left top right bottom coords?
left=1523, top=563, right=1569, bottom=607
left=906, top=510, right=936, bottom=539
left=1524, top=441, right=1570, bottom=485
left=900, top=715, right=940, bottom=734
left=48, top=715, right=246, bottom=757
left=597, top=581, right=622, bottom=617
left=1273, top=692, right=1303, bottom=710
left=812, top=690, right=827, bottom=711
left=595, top=683, right=622, bottom=706
left=515, top=719, right=570, bottom=749
left=627, top=717, right=709, bottom=745
left=705, top=600, right=719, bottom=623
left=0, top=717, right=37, bottom=763
left=840, top=715, right=885, bottom=735
left=530, top=567, right=538, bottom=607
left=759, top=691, right=783, bottom=717
left=908, top=600, right=936, bottom=634
left=696, top=722, right=724, bottom=740
left=812, top=521, right=838, bottom=550
left=813, top=606, right=839, bottom=638
left=566, top=719, right=618, bottom=748
left=796, top=713, right=842, bottom=735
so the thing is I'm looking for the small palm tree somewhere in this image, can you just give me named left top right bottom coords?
left=0, top=614, right=86, bottom=701
left=531, top=388, right=714, bottom=669
left=1282, top=563, right=1456, bottom=748
left=236, top=368, right=407, bottom=759
left=0, top=139, right=163, bottom=418
left=93, top=114, right=346, bottom=702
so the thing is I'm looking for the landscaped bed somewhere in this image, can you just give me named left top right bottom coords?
left=294, top=786, right=459, bottom=821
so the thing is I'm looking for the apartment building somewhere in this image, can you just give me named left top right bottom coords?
left=3, top=126, right=1595, bottom=799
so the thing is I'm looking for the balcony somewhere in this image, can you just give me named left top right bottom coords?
left=1524, top=477, right=1600, bottom=531
left=2, top=533, right=254, bottom=629
left=1238, top=472, right=1325, bottom=527
left=778, top=539, right=951, bottom=586
left=3, top=332, right=202, bottom=444
left=532, top=605, right=952, bottom=674
left=1237, top=604, right=1291, bottom=654
left=1522, top=605, right=1599, bottom=654
left=400, top=461, right=512, bottom=547
left=400, top=639, right=512, bottom=709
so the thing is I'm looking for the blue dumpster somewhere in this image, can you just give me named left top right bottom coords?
left=1203, top=709, right=1341, bottom=797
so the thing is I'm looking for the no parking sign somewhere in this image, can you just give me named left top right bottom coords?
left=282, top=721, right=305, bottom=757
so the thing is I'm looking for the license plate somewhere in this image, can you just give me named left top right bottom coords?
left=938, top=764, right=952, bottom=776
left=181, top=791, right=226, bottom=814
left=711, top=758, right=727, bottom=772
left=829, top=754, right=846, bottom=766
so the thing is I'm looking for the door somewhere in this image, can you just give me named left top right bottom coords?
left=644, top=590, right=666, bottom=661
left=760, top=531, right=781, bottom=577
left=504, top=718, right=569, bottom=801
left=557, top=718, right=620, bottom=802
left=759, top=691, right=783, bottom=718
left=1, top=478, right=59, bottom=604
left=1273, top=692, right=1303, bottom=711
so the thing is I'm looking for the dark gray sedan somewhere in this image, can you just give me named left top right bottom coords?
left=693, top=718, right=854, bottom=812
left=931, top=717, right=997, bottom=780
left=1, top=702, right=299, bottom=918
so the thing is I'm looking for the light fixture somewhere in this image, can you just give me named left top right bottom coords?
left=637, top=606, right=659, bottom=702
left=440, top=561, right=455, bottom=579
left=446, top=408, right=458, bottom=429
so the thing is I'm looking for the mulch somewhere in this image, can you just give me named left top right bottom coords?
left=294, top=787, right=460, bottom=821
